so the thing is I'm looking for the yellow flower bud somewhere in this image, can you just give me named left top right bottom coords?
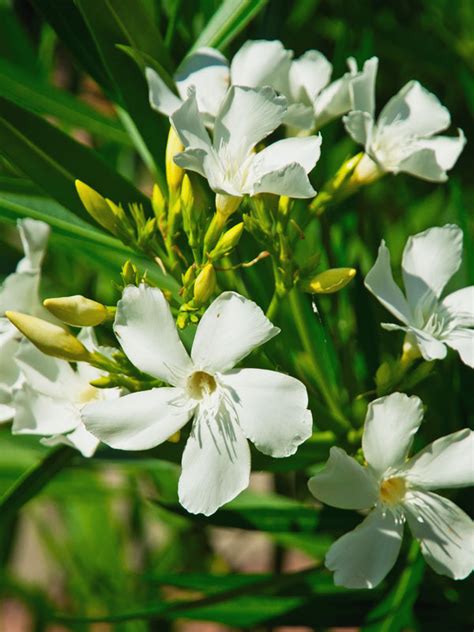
left=302, top=268, right=356, bottom=294
left=166, top=127, right=184, bottom=194
left=193, top=264, right=217, bottom=306
left=152, top=183, right=166, bottom=220
left=5, top=312, right=92, bottom=362
left=43, top=295, right=109, bottom=327
left=180, top=174, right=193, bottom=212
left=209, top=222, right=244, bottom=260
left=75, top=180, right=116, bottom=234
left=215, top=193, right=241, bottom=218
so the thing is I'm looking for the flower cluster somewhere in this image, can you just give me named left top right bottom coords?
left=1, top=38, right=472, bottom=591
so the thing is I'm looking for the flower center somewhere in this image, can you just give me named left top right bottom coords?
left=379, top=477, right=407, bottom=506
left=77, top=384, right=100, bottom=406
left=186, top=371, right=217, bottom=400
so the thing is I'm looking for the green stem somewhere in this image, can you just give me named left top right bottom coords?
left=265, top=290, right=281, bottom=321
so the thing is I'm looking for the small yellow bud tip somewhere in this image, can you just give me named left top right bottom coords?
left=6, top=311, right=91, bottom=362
left=75, top=180, right=117, bottom=234
left=303, top=268, right=357, bottom=294
left=43, top=295, right=108, bottom=327
left=193, top=264, right=217, bottom=306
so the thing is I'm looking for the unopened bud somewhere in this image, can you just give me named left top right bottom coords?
left=166, top=127, right=184, bottom=193
left=6, top=311, right=92, bottom=362
left=193, top=264, right=216, bottom=306
left=89, top=376, right=115, bottom=388
left=216, top=193, right=241, bottom=218
left=121, top=260, right=138, bottom=286
left=75, top=180, right=116, bottom=234
left=209, top=222, right=244, bottom=261
left=152, top=183, right=166, bottom=220
left=43, top=296, right=109, bottom=327
left=180, top=174, right=194, bottom=212
left=302, top=268, right=356, bottom=294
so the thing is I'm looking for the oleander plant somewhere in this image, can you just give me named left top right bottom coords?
left=0, top=1, right=472, bottom=630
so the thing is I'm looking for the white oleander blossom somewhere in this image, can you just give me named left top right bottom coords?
left=170, top=85, right=321, bottom=214
left=308, top=392, right=474, bottom=589
left=365, top=224, right=473, bottom=367
left=0, top=219, right=51, bottom=423
left=12, top=328, right=120, bottom=457
left=82, top=286, right=312, bottom=516
left=343, top=62, right=466, bottom=182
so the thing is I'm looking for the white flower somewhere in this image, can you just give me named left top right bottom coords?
left=82, top=286, right=312, bottom=516
left=12, top=328, right=120, bottom=457
left=365, top=224, right=473, bottom=367
left=308, top=392, right=474, bottom=589
left=344, top=65, right=466, bottom=181
left=170, top=85, right=321, bottom=212
left=0, top=219, right=51, bottom=422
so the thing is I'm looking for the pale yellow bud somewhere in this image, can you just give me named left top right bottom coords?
left=209, top=222, right=244, bottom=260
left=43, top=296, right=109, bottom=327
left=193, top=264, right=217, bottom=306
left=215, top=193, right=241, bottom=218
left=302, top=268, right=356, bottom=294
left=75, top=180, right=116, bottom=234
left=5, top=312, right=92, bottom=362
left=152, top=183, right=166, bottom=220
left=180, top=174, right=193, bottom=211
left=166, top=127, right=184, bottom=193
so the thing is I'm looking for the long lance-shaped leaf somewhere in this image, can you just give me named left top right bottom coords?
left=0, top=96, right=151, bottom=221
left=191, top=0, right=269, bottom=52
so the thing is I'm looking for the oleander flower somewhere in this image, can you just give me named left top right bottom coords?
left=12, top=328, right=120, bottom=457
left=170, top=85, right=321, bottom=215
left=308, top=392, right=474, bottom=589
left=343, top=64, right=466, bottom=182
left=0, top=218, right=51, bottom=422
left=365, top=224, right=473, bottom=367
left=82, top=286, right=312, bottom=516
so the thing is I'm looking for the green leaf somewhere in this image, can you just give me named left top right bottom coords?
left=190, top=0, right=269, bottom=52
left=0, top=96, right=151, bottom=221
left=0, top=58, right=131, bottom=145
left=0, top=4, right=39, bottom=74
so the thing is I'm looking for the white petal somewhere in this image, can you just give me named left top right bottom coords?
left=16, top=218, right=50, bottom=272
left=191, top=292, right=279, bottom=373
left=398, top=130, right=466, bottom=182
left=220, top=368, right=311, bottom=457
left=411, top=328, right=448, bottom=362
left=404, top=491, right=474, bottom=580
left=82, top=387, right=192, bottom=451
left=364, top=240, right=412, bottom=325
left=403, top=429, right=474, bottom=489
left=0, top=270, right=40, bottom=315
left=325, top=506, right=404, bottom=589
left=313, top=77, right=350, bottom=128
left=42, top=424, right=100, bottom=458
left=445, top=328, right=474, bottom=368
left=175, top=47, right=230, bottom=120
left=288, top=50, right=332, bottom=103
left=343, top=111, right=374, bottom=147
left=146, top=67, right=182, bottom=116
left=442, top=286, right=474, bottom=328
left=12, top=385, right=80, bottom=436
left=348, top=57, right=378, bottom=117
left=252, top=135, right=322, bottom=175
left=213, top=86, right=286, bottom=161
left=0, top=323, right=21, bottom=388
left=363, top=392, right=424, bottom=477
left=378, top=80, right=451, bottom=138
left=283, top=103, right=315, bottom=131
left=230, top=39, right=292, bottom=92
left=170, top=90, right=214, bottom=153
left=114, top=285, right=192, bottom=384
left=250, top=162, right=317, bottom=198
left=308, top=447, right=378, bottom=509
left=402, top=225, right=463, bottom=305
left=178, top=405, right=251, bottom=516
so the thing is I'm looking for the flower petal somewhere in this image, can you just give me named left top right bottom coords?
left=288, top=50, right=332, bottom=103
left=378, top=80, right=451, bottom=138
left=17, top=218, right=50, bottom=273
left=252, top=135, right=322, bottom=176
left=364, top=240, right=412, bottom=325
left=12, top=385, right=80, bottom=436
left=250, top=162, right=317, bottom=198
left=325, top=506, right=404, bottom=589
left=221, top=368, right=311, bottom=457
left=42, top=424, right=100, bottom=458
left=170, top=90, right=214, bottom=153
left=403, top=429, right=474, bottom=489
left=398, top=130, right=466, bottom=182
left=442, top=286, right=474, bottom=328
left=114, top=285, right=192, bottom=384
left=348, top=57, right=378, bottom=117
left=401, top=225, right=464, bottom=306
left=0, top=270, right=40, bottom=315
left=191, top=292, right=279, bottom=373
left=404, top=491, right=474, bottom=580
left=213, top=86, right=286, bottom=161
left=146, top=67, right=182, bottom=116
left=362, top=392, right=424, bottom=477
left=82, top=387, right=192, bottom=451
left=178, top=406, right=251, bottom=516
left=410, top=328, right=448, bottom=362
left=283, top=103, right=315, bottom=131
left=343, top=111, right=374, bottom=147
left=308, top=447, right=378, bottom=509
left=445, top=328, right=474, bottom=368
left=230, top=39, right=291, bottom=93
left=175, top=47, right=230, bottom=121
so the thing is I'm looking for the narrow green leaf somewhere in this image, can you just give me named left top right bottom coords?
left=191, top=0, right=268, bottom=52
